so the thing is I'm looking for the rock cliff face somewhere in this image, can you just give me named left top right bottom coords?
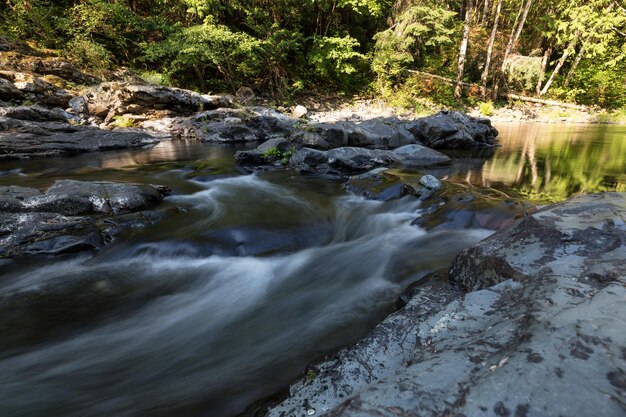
left=264, top=193, right=626, bottom=417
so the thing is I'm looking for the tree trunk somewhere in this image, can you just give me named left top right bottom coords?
left=481, top=0, right=503, bottom=96
left=482, top=0, right=490, bottom=25
left=564, top=43, right=586, bottom=87
left=540, top=35, right=578, bottom=96
left=455, top=0, right=473, bottom=99
left=536, top=47, right=551, bottom=94
left=494, top=0, right=532, bottom=97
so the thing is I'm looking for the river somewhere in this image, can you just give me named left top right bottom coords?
left=0, top=122, right=624, bottom=417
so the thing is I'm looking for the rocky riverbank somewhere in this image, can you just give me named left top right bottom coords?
left=1, top=38, right=625, bottom=417
left=261, top=192, right=626, bottom=417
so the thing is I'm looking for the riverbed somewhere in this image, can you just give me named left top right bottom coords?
left=0, top=122, right=624, bottom=417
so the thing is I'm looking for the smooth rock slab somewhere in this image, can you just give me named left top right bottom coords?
left=0, top=128, right=160, bottom=159
left=266, top=192, right=626, bottom=417
left=1, top=180, right=169, bottom=216
left=449, top=192, right=626, bottom=291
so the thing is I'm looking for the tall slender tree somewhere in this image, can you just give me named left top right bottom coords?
left=481, top=0, right=503, bottom=96
left=455, top=0, right=473, bottom=98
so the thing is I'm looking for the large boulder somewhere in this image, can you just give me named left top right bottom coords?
left=1, top=180, right=169, bottom=216
left=449, top=192, right=626, bottom=290
left=145, top=107, right=297, bottom=143
left=265, top=193, right=626, bottom=417
left=408, top=110, right=498, bottom=149
left=303, top=119, right=417, bottom=150
left=69, top=82, right=234, bottom=122
left=288, top=147, right=398, bottom=175
left=288, top=144, right=450, bottom=175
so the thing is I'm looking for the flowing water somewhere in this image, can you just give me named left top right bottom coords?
left=0, top=123, right=624, bottom=417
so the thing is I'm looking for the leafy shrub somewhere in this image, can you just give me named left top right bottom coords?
left=142, top=23, right=264, bottom=91
left=140, top=71, right=172, bottom=86
left=308, top=35, right=367, bottom=84
left=478, top=100, right=495, bottom=116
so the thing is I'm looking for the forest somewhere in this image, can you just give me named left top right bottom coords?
left=1, top=0, right=626, bottom=109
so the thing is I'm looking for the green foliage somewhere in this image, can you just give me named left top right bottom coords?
left=111, top=115, right=136, bottom=128
left=372, top=5, right=456, bottom=90
left=504, top=55, right=542, bottom=92
left=1, top=0, right=624, bottom=107
left=1, top=0, right=60, bottom=47
left=478, top=101, right=495, bottom=116
left=309, top=36, right=367, bottom=84
left=139, top=71, right=172, bottom=86
left=261, top=147, right=295, bottom=165
left=142, top=23, right=264, bottom=90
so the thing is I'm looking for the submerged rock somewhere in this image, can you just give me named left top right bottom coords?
left=265, top=192, right=626, bottom=417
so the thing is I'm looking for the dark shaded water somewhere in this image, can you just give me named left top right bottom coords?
left=0, top=123, right=624, bottom=417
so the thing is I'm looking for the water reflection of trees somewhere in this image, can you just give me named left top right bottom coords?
left=469, top=124, right=626, bottom=202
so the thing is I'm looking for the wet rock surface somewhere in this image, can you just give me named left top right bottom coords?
left=0, top=181, right=169, bottom=259
left=0, top=105, right=162, bottom=159
left=265, top=192, right=626, bottom=417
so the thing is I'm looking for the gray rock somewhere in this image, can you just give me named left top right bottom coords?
left=25, top=180, right=168, bottom=216
left=449, top=192, right=626, bottom=291
left=0, top=105, right=72, bottom=122
left=1, top=180, right=168, bottom=216
left=70, top=82, right=233, bottom=121
left=291, top=131, right=332, bottom=150
left=0, top=212, right=102, bottom=259
left=0, top=126, right=161, bottom=159
left=419, top=174, right=442, bottom=190
left=0, top=78, right=23, bottom=99
left=266, top=192, right=626, bottom=417
left=359, top=118, right=417, bottom=148
left=289, top=147, right=397, bottom=174
left=288, top=144, right=451, bottom=175
left=155, top=108, right=297, bottom=143
left=0, top=181, right=169, bottom=260
left=392, top=144, right=451, bottom=165
left=407, top=110, right=498, bottom=149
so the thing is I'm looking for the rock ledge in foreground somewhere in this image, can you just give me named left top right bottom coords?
left=264, top=193, right=626, bottom=417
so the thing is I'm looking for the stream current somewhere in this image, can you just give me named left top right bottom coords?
left=0, top=122, right=624, bottom=417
